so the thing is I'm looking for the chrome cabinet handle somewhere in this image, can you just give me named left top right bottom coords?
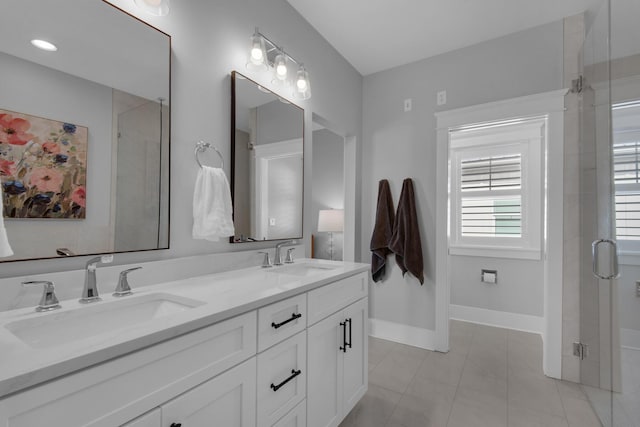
left=592, top=239, right=620, bottom=280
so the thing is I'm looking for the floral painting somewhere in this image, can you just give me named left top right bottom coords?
left=0, top=109, right=87, bottom=219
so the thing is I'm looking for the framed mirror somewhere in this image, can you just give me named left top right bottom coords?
left=230, top=71, right=304, bottom=243
left=0, top=0, right=170, bottom=262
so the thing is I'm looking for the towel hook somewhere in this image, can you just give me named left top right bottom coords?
left=195, top=141, right=224, bottom=169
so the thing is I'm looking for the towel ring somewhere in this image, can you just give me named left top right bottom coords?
left=195, top=141, right=224, bottom=169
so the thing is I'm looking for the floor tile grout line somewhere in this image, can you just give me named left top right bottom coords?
left=444, top=322, right=474, bottom=427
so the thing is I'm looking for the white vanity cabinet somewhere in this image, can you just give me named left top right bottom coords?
left=161, top=357, right=257, bottom=427
left=0, top=267, right=369, bottom=427
left=307, top=276, right=368, bottom=427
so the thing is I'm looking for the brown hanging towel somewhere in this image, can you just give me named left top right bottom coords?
left=370, top=179, right=395, bottom=282
left=389, top=178, right=424, bottom=284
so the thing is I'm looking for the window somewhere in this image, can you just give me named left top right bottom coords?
left=449, top=118, right=544, bottom=259
left=613, top=101, right=640, bottom=248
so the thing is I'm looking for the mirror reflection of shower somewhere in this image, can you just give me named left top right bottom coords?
left=113, top=91, right=169, bottom=252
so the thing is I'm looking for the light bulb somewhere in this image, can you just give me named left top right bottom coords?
left=274, top=51, right=288, bottom=81
left=294, top=64, right=311, bottom=100
left=251, top=47, right=263, bottom=61
left=247, top=29, right=268, bottom=70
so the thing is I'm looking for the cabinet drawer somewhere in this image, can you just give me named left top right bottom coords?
left=257, top=331, right=307, bottom=427
left=272, top=399, right=306, bottom=427
left=307, top=272, right=367, bottom=325
left=0, top=311, right=257, bottom=427
left=258, top=293, right=307, bottom=352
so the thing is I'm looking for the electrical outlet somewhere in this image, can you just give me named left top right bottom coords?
left=269, top=218, right=276, bottom=226
left=404, top=98, right=412, bottom=112
left=636, top=280, right=640, bottom=297
left=437, top=90, right=447, bottom=106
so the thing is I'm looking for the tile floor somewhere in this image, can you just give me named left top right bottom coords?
left=582, top=347, right=640, bottom=427
left=339, top=320, right=603, bottom=427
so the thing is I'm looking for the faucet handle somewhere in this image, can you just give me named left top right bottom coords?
left=258, top=251, right=273, bottom=268
left=86, top=254, right=114, bottom=270
left=285, top=248, right=295, bottom=264
left=22, top=280, right=61, bottom=312
left=113, top=267, right=142, bottom=297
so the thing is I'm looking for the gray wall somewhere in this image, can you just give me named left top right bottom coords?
left=256, top=100, right=303, bottom=145
left=0, top=0, right=363, bottom=278
left=312, top=128, right=345, bottom=227
left=362, top=21, right=564, bottom=329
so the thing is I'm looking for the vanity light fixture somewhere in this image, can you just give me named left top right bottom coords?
left=30, top=39, right=57, bottom=52
left=133, top=0, right=170, bottom=16
left=246, top=28, right=312, bottom=99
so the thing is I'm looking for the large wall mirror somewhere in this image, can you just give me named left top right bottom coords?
left=231, top=71, right=304, bottom=243
left=0, top=0, right=170, bottom=262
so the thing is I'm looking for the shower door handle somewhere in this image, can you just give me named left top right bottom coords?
left=591, top=239, right=620, bottom=280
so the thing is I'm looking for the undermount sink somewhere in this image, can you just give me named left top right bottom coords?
left=270, top=262, right=339, bottom=277
left=5, top=293, right=205, bottom=348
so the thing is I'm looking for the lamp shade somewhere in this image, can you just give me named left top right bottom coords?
left=317, top=209, right=344, bottom=233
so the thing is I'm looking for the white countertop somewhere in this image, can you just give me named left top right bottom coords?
left=0, top=259, right=369, bottom=399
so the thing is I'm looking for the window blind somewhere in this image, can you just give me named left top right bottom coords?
left=614, top=141, right=640, bottom=240
left=459, top=154, right=522, bottom=237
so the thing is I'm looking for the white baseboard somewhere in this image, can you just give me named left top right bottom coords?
left=621, top=328, right=640, bottom=350
left=450, top=304, right=544, bottom=335
left=369, top=318, right=436, bottom=350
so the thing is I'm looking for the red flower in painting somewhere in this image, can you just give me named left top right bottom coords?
left=42, top=141, right=61, bottom=154
left=0, top=114, right=35, bottom=146
left=71, top=186, right=86, bottom=208
left=0, top=158, right=16, bottom=176
left=29, top=167, right=63, bottom=192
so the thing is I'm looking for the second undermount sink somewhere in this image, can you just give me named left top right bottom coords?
left=5, top=293, right=205, bottom=348
left=270, top=262, right=340, bottom=277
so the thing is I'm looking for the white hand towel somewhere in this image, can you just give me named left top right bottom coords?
left=192, top=166, right=235, bottom=242
left=0, top=184, right=14, bottom=257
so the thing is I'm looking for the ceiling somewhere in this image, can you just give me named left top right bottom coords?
left=0, top=0, right=169, bottom=101
left=286, top=0, right=604, bottom=75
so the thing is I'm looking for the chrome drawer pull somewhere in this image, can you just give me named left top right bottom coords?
left=271, top=313, right=302, bottom=329
left=270, top=369, right=302, bottom=391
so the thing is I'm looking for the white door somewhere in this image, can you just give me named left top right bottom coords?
left=121, top=409, right=161, bottom=427
left=307, top=311, right=344, bottom=427
left=161, top=358, right=256, bottom=427
left=341, top=298, right=368, bottom=417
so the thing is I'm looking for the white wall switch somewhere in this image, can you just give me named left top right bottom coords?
left=404, top=98, right=412, bottom=112
left=269, top=218, right=276, bottom=226
left=437, top=90, right=447, bottom=106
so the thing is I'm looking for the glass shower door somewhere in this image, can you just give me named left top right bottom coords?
left=579, top=0, right=640, bottom=425
left=577, top=0, right=617, bottom=425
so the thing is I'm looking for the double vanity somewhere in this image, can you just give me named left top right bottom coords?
left=0, top=259, right=369, bottom=427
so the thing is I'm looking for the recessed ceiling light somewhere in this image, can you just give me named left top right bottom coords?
left=31, top=39, right=57, bottom=52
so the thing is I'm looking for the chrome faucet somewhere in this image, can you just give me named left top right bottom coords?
left=274, top=240, right=297, bottom=266
left=113, top=266, right=142, bottom=297
left=22, top=280, right=61, bottom=312
left=80, top=255, right=113, bottom=303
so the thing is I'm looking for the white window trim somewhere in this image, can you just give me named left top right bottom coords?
left=434, top=89, right=567, bottom=381
left=448, top=119, right=544, bottom=259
